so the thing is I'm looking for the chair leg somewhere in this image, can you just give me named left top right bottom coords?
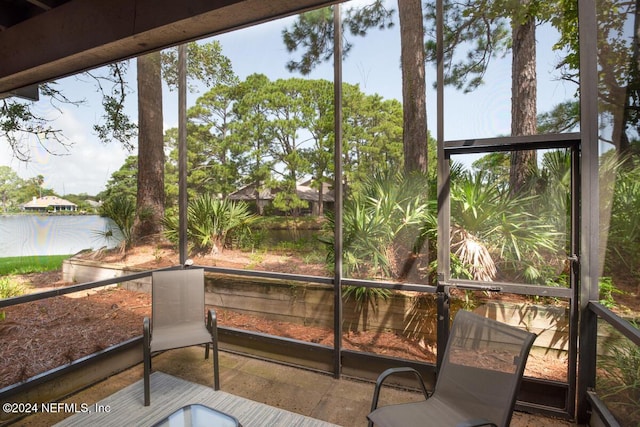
left=213, top=338, right=220, bottom=390
left=143, top=351, right=150, bottom=406
left=143, top=317, right=151, bottom=406
left=208, top=309, right=220, bottom=390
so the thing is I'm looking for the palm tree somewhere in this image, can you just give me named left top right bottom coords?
left=450, top=169, right=561, bottom=284
left=165, top=194, right=256, bottom=255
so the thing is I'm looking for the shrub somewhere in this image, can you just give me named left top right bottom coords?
left=323, top=171, right=433, bottom=280
left=98, top=195, right=136, bottom=250
left=164, top=195, right=256, bottom=254
left=1, top=277, right=25, bottom=320
left=0, top=277, right=24, bottom=299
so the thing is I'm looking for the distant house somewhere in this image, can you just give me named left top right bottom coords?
left=229, top=180, right=334, bottom=216
left=22, top=196, right=77, bottom=212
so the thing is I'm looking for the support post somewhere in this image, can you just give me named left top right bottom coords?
left=178, top=44, right=188, bottom=265
left=332, top=2, right=343, bottom=379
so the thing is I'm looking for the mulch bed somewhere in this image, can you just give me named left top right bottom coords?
left=0, top=250, right=570, bottom=389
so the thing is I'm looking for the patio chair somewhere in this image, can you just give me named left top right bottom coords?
left=143, top=268, right=220, bottom=406
left=367, top=310, right=537, bottom=427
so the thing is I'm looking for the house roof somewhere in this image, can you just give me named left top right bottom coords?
left=22, top=195, right=77, bottom=208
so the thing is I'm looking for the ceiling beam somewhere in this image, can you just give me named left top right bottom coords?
left=25, top=0, right=54, bottom=11
left=0, top=0, right=337, bottom=94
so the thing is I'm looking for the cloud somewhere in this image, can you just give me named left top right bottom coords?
left=0, top=106, right=129, bottom=196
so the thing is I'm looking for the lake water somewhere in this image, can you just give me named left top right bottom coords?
left=0, top=215, right=124, bottom=258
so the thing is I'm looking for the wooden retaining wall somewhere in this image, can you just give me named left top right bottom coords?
left=62, top=259, right=572, bottom=356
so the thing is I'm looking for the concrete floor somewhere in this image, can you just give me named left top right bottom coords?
left=18, top=347, right=578, bottom=426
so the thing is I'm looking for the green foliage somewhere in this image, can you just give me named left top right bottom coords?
left=91, top=62, right=137, bottom=150
left=61, top=193, right=97, bottom=213
left=342, top=86, right=404, bottom=191
left=271, top=180, right=308, bottom=215
left=162, top=75, right=404, bottom=217
left=99, top=156, right=138, bottom=203
left=424, top=0, right=511, bottom=93
left=537, top=100, right=580, bottom=133
left=282, top=3, right=394, bottom=75
left=7, top=74, right=403, bottom=221
left=343, top=284, right=390, bottom=306
left=323, top=171, right=433, bottom=279
left=450, top=168, right=562, bottom=283
left=598, top=277, right=624, bottom=309
left=254, top=215, right=322, bottom=230
left=164, top=195, right=256, bottom=254
left=282, top=7, right=336, bottom=74
left=161, top=41, right=237, bottom=91
left=0, top=167, right=62, bottom=209
left=0, top=276, right=25, bottom=299
left=598, top=322, right=640, bottom=425
left=604, top=157, right=640, bottom=282
left=0, top=165, right=24, bottom=212
left=98, top=195, right=136, bottom=250
left=0, top=256, right=61, bottom=320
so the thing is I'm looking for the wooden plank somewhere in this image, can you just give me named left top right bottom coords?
left=55, top=372, right=339, bottom=427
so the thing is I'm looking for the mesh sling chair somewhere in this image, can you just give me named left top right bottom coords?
left=143, top=268, right=220, bottom=406
left=368, top=310, right=537, bottom=427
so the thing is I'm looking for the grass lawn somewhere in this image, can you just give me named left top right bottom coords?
left=0, top=255, right=71, bottom=276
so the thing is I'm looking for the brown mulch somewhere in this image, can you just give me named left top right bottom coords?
left=0, top=287, right=150, bottom=387
left=0, top=245, right=569, bottom=389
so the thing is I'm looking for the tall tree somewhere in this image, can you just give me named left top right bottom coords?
left=132, top=51, right=165, bottom=244
left=425, top=0, right=550, bottom=194
left=555, top=0, right=640, bottom=161
left=98, top=155, right=138, bottom=203
left=232, top=74, right=277, bottom=215
left=260, top=78, right=312, bottom=215
left=509, top=1, right=538, bottom=194
left=21, top=175, right=53, bottom=201
left=164, top=81, right=246, bottom=205
left=282, top=1, right=427, bottom=174
left=108, top=41, right=236, bottom=244
left=342, top=83, right=404, bottom=195
left=299, top=79, right=334, bottom=216
left=398, top=0, right=427, bottom=174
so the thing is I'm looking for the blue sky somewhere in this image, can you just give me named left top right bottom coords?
left=0, top=0, right=574, bottom=196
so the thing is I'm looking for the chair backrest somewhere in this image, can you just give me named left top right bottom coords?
left=151, top=269, right=206, bottom=328
left=434, top=310, right=537, bottom=427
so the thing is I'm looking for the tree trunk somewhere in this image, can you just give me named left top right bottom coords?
left=132, top=52, right=165, bottom=244
left=398, top=0, right=428, bottom=175
left=316, top=185, right=324, bottom=216
left=615, top=0, right=640, bottom=162
left=510, top=12, right=537, bottom=196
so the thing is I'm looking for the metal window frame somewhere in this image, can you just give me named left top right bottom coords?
left=434, top=0, right=586, bottom=420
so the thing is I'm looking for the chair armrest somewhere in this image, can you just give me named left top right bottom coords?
left=207, top=309, right=218, bottom=346
left=370, top=367, right=430, bottom=413
left=456, top=420, right=497, bottom=427
left=207, top=309, right=217, bottom=332
left=143, top=316, right=151, bottom=345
